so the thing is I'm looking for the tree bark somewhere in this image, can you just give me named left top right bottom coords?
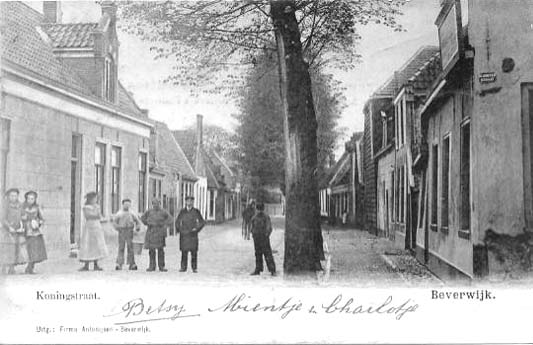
left=271, top=0, right=324, bottom=274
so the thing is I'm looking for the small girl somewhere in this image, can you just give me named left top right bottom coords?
left=21, top=191, right=47, bottom=274
left=1, top=188, right=26, bottom=274
left=79, top=192, right=108, bottom=271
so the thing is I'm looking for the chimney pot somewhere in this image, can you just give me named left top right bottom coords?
left=196, top=114, right=203, bottom=149
left=100, top=1, right=117, bottom=21
left=43, top=1, right=62, bottom=24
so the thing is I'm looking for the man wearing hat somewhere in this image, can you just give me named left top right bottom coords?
left=175, top=195, right=205, bottom=272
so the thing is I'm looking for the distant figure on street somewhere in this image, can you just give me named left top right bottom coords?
left=141, top=198, right=171, bottom=272
left=242, top=200, right=255, bottom=240
left=21, top=191, right=47, bottom=274
left=112, top=199, right=141, bottom=271
left=250, top=202, right=276, bottom=276
left=175, top=195, right=205, bottom=273
left=79, top=192, right=108, bottom=271
left=1, top=188, right=26, bottom=275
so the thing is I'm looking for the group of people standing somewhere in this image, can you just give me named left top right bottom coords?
left=78, top=193, right=205, bottom=273
left=2, top=188, right=277, bottom=277
left=0, top=188, right=47, bottom=274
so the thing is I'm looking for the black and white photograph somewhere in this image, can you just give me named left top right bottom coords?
left=0, top=0, right=532, bottom=343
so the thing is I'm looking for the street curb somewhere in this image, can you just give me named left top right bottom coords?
left=380, top=253, right=409, bottom=284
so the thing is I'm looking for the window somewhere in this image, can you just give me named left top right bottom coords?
left=460, top=122, right=471, bottom=234
left=441, top=135, right=450, bottom=231
left=400, top=166, right=405, bottom=224
left=150, top=178, right=162, bottom=200
left=394, top=169, right=400, bottom=223
left=138, top=152, right=147, bottom=213
left=0, top=118, right=11, bottom=197
left=110, top=146, right=121, bottom=213
left=209, top=189, right=215, bottom=218
left=381, top=111, right=388, bottom=148
left=104, top=56, right=115, bottom=102
left=431, top=143, right=439, bottom=229
left=95, top=143, right=106, bottom=215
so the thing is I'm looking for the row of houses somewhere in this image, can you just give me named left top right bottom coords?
left=357, top=0, right=533, bottom=280
left=0, top=1, right=241, bottom=256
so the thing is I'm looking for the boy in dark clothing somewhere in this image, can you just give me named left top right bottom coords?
left=250, top=202, right=276, bottom=276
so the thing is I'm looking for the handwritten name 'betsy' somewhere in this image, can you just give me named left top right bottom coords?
left=208, top=293, right=418, bottom=320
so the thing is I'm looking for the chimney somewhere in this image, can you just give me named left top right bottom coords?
left=43, top=1, right=62, bottom=24
left=141, top=109, right=149, bottom=118
left=100, top=1, right=117, bottom=25
left=196, top=114, right=203, bottom=149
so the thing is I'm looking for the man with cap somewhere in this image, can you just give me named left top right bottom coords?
left=175, top=195, right=205, bottom=273
left=141, top=198, right=172, bottom=272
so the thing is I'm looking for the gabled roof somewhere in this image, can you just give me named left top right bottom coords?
left=172, top=130, right=196, bottom=165
left=1, top=2, right=91, bottom=95
left=370, top=46, right=440, bottom=100
left=1, top=2, right=149, bottom=122
left=40, top=22, right=98, bottom=49
left=407, top=52, right=441, bottom=93
left=118, top=83, right=148, bottom=119
left=328, top=151, right=351, bottom=187
left=152, top=122, right=197, bottom=181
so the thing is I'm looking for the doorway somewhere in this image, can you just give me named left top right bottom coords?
left=70, top=134, right=82, bottom=247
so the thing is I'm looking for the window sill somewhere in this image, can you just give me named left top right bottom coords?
left=458, top=229, right=471, bottom=240
left=430, top=224, right=438, bottom=232
left=440, top=226, right=449, bottom=235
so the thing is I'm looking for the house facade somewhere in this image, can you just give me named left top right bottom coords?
left=319, top=132, right=364, bottom=226
left=149, top=121, right=198, bottom=235
left=0, top=1, right=153, bottom=255
left=173, top=115, right=239, bottom=223
left=412, top=0, right=533, bottom=279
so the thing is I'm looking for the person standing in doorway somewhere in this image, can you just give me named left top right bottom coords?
left=175, top=195, right=205, bottom=273
left=1, top=188, right=26, bottom=274
left=141, top=198, right=171, bottom=272
left=79, top=192, right=108, bottom=271
left=250, top=202, right=276, bottom=276
left=21, top=191, right=47, bottom=274
left=112, top=199, right=141, bottom=271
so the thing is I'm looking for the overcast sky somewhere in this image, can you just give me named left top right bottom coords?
left=26, top=0, right=449, bottom=153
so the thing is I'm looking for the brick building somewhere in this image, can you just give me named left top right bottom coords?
left=0, top=1, right=153, bottom=255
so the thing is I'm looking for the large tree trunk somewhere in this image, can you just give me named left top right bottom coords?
left=271, top=1, right=324, bottom=275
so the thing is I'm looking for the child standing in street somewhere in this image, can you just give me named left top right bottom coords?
left=112, top=199, right=141, bottom=271
left=1, top=188, right=27, bottom=274
left=21, top=191, right=47, bottom=274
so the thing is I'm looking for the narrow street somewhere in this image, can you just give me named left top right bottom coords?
left=2, top=218, right=439, bottom=286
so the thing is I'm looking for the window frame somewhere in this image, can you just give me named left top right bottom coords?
left=459, top=119, right=471, bottom=239
left=110, top=145, right=122, bottom=214
left=430, top=142, right=439, bottom=231
left=138, top=151, right=148, bottom=213
left=440, top=133, right=451, bottom=234
left=95, top=142, right=107, bottom=215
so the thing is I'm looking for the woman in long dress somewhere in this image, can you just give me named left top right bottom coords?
left=21, top=191, right=47, bottom=274
left=1, top=188, right=25, bottom=274
left=79, top=192, right=108, bottom=271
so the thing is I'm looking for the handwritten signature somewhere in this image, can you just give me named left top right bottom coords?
left=104, top=298, right=200, bottom=325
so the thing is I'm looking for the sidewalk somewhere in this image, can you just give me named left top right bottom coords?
left=319, top=225, right=442, bottom=287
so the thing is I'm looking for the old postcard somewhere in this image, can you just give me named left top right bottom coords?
left=1, top=0, right=532, bottom=343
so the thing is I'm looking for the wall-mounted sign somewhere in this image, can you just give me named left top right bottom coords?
left=435, top=0, right=463, bottom=75
left=479, top=72, right=497, bottom=84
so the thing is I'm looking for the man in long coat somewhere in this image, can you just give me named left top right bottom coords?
left=141, top=198, right=171, bottom=272
left=175, top=196, right=205, bottom=273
